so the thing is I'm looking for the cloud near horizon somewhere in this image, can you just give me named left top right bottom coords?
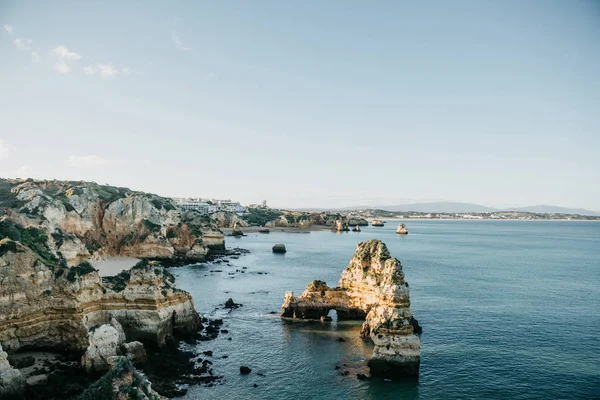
left=171, top=31, right=192, bottom=51
left=65, top=155, right=121, bottom=169
left=3, top=24, right=13, bottom=35
left=0, top=140, right=14, bottom=160
left=0, top=165, right=34, bottom=179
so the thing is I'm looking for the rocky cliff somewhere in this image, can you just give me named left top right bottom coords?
left=281, top=240, right=421, bottom=377
left=0, top=239, right=199, bottom=353
left=0, top=178, right=224, bottom=266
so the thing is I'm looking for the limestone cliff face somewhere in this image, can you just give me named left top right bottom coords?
left=281, top=240, right=421, bottom=377
left=0, top=239, right=199, bottom=353
left=1, top=178, right=224, bottom=265
left=0, top=342, right=25, bottom=398
left=210, top=212, right=249, bottom=229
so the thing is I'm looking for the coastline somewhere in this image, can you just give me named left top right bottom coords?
left=377, top=218, right=600, bottom=222
left=221, top=225, right=334, bottom=234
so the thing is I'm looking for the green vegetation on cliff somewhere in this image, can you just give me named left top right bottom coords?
left=242, top=208, right=283, bottom=226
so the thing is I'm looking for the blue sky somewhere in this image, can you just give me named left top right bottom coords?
left=1, top=1, right=599, bottom=209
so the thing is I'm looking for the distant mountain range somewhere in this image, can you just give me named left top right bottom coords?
left=299, top=202, right=600, bottom=216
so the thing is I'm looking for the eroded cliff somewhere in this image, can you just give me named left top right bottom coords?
left=0, top=239, right=199, bottom=352
left=0, top=178, right=224, bottom=266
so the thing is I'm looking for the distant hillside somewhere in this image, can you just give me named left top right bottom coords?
left=507, top=205, right=600, bottom=216
left=366, top=202, right=498, bottom=213
left=301, top=201, right=600, bottom=216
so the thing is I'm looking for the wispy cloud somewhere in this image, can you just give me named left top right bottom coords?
left=0, top=165, right=33, bottom=179
left=53, top=45, right=81, bottom=73
left=83, top=63, right=128, bottom=79
left=83, top=65, right=97, bottom=75
left=30, top=51, right=40, bottom=63
left=65, top=155, right=121, bottom=169
left=0, top=140, right=14, bottom=160
left=3, top=24, right=13, bottom=35
left=97, top=64, right=118, bottom=79
left=13, top=38, right=32, bottom=50
left=172, top=31, right=192, bottom=51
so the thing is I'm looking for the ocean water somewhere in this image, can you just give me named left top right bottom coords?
left=172, top=221, right=600, bottom=400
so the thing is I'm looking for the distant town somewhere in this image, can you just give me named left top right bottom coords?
left=171, top=197, right=600, bottom=221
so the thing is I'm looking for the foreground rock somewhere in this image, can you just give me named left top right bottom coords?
left=396, top=223, right=408, bottom=234
left=0, top=241, right=199, bottom=353
left=272, top=244, right=287, bottom=253
left=77, top=356, right=165, bottom=400
left=280, top=240, right=421, bottom=378
left=0, top=343, right=25, bottom=398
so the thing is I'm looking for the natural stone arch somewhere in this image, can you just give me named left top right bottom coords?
left=280, top=240, right=421, bottom=378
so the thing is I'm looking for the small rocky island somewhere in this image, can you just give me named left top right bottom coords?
left=280, top=240, right=421, bottom=378
left=397, top=223, right=408, bottom=234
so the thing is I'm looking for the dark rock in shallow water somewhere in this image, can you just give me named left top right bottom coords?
left=8, top=355, right=36, bottom=369
left=224, top=298, right=242, bottom=309
left=357, top=373, right=371, bottom=380
left=337, top=337, right=346, bottom=342
left=240, top=366, right=252, bottom=374
left=272, top=244, right=287, bottom=253
left=320, top=316, right=332, bottom=322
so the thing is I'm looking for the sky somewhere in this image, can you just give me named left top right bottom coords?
left=1, top=1, right=599, bottom=210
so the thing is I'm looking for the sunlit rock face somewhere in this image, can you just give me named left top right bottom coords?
left=281, top=240, right=421, bottom=377
left=2, top=178, right=224, bottom=266
left=396, top=223, right=408, bottom=234
left=0, top=241, right=199, bottom=353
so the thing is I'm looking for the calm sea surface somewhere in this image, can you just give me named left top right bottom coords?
left=172, top=221, right=600, bottom=400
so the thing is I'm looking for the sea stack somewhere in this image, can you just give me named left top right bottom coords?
left=396, top=223, right=408, bottom=234
left=280, top=240, right=421, bottom=378
left=232, top=221, right=244, bottom=237
left=371, top=219, right=385, bottom=227
left=335, top=220, right=349, bottom=232
left=352, top=225, right=361, bottom=232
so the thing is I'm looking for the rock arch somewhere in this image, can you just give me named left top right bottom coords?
left=280, top=240, right=421, bottom=378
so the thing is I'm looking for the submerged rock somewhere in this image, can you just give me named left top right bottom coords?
left=272, top=244, right=287, bottom=253
left=280, top=240, right=421, bottom=378
left=240, top=366, right=252, bottom=374
left=396, top=223, right=408, bottom=234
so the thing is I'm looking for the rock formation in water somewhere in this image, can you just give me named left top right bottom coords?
left=0, top=342, right=25, bottom=398
left=335, top=220, right=350, bottom=232
left=77, top=356, right=166, bottom=400
left=272, top=244, right=287, bottom=253
left=231, top=222, right=244, bottom=237
left=0, top=178, right=224, bottom=266
left=396, top=223, right=408, bottom=234
left=280, top=240, right=421, bottom=377
left=371, top=220, right=385, bottom=227
left=352, top=225, right=361, bottom=232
